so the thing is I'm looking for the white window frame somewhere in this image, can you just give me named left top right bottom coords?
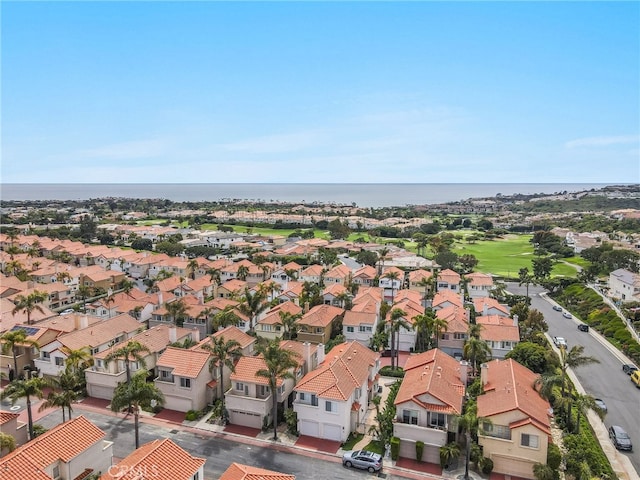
left=180, top=377, right=191, bottom=389
left=521, top=433, right=539, bottom=448
left=325, top=400, right=337, bottom=413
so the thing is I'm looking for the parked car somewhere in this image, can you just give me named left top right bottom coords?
left=609, top=425, right=633, bottom=451
left=594, top=398, right=607, bottom=413
left=622, top=364, right=639, bottom=375
left=631, top=370, right=640, bottom=388
left=342, top=450, right=383, bottom=473
left=562, top=312, right=572, bottom=319
left=59, top=308, right=75, bottom=315
left=553, top=336, right=567, bottom=349
left=552, top=305, right=562, bottom=312
left=577, top=324, right=589, bottom=332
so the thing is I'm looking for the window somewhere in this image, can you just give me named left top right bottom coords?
left=355, top=388, right=361, bottom=399
left=311, top=394, right=318, bottom=406
left=429, top=412, right=445, bottom=428
left=521, top=433, right=539, bottom=448
left=41, top=351, right=50, bottom=360
left=160, top=369, right=173, bottom=381
left=192, top=473, right=199, bottom=480
left=235, top=382, right=245, bottom=391
left=55, top=357, right=64, bottom=367
left=359, top=326, right=372, bottom=332
left=325, top=400, right=337, bottom=413
left=441, top=333, right=449, bottom=340
left=501, top=341, right=512, bottom=349
left=180, top=377, right=191, bottom=388
left=299, top=392, right=306, bottom=401
left=402, top=409, right=418, bottom=425
left=92, top=347, right=99, bottom=355
left=346, top=326, right=355, bottom=333
left=96, top=359, right=103, bottom=368
left=275, top=326, right=281, bottom=332
left=483, top=423, right=511, bottom=440
left=315, top=327, right=323, bottom=334
left=52, top=465, right=60, bottom=479
left=454, top=333, right=466, bottom=340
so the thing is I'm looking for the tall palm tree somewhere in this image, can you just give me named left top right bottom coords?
left=558, top=345, right=599, bottom=426
left=187, top=259, right=199, bottom=280
left=1, top=377, right=47, bottom=439
left=573, top=393, right=605, bottom=434
left=431, top=315, right=448, bottom=349
left=207, top=267, right=222, bottom=285
left=413, top=309, right=436, bottom=352
left=1, top=329, right=39, bottom=377
left=387, top=308, right=407, bottom=370
left=200, top=335, right=243, bottom=411
left=77, top=285, right=93, bottom=313
left=463, top=336, right=491, bottom=377
left=377, top=247, right=389, bottom=275
left=104, top=340, right=151, bottom=384
left=456, top=400, right=490, bottom=480
left=110, top=371, right=164, bottom=448
left=279, top=311, right=301, bottom=340
left=238, top=287, right=268, bottom=331
left=60, top=346, right=94, bottom=375
left=518, top=267, right=534, bottom=302
left=11, top=290, right=48, bottom=325
left=236, top=265, right=249, bottom=281
left=164, top=298, right=189, bottom=327
left=39, top=371, right=80, bottom=422
left=255, top=338, right=300, bottom=441
left=383, top=271, right=400, bottom=304
left=120, top=279, right=135, bottom=296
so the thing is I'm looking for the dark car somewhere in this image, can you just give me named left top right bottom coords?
left=577, top=324, right=589, bottom=332
left=622, top=364, right=639, bottom=375
left=552, top=305, right=562, bottom=312
left=609, top=425, right=633, bottom=451
left=342, top=450, right=383, bottom=473
left=594, top=398, right=607, bottom=414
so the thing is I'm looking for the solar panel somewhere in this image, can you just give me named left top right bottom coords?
left=10, top=326, right=39, bottom=336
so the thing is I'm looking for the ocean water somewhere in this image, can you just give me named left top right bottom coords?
left=0, top=183, right=613, bottom=208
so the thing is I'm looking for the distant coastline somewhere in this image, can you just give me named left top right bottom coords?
left=0, top=183, right=619, bottom=208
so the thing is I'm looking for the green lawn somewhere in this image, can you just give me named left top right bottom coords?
left=563, top=256, right=592, bottom=268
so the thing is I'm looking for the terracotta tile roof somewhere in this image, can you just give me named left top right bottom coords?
left=220, top=462, right=295, bottom=480
left=465, top=272, right=494, bottom=286
left=323, top=283, right=348, bottom=296
left=438, top=269, right=461, bottom=283
left=220, top=279, right=247, bottom=293
left=324, top=264, right=351, bottom=280
left=432, top=289, right=463, bottom=308
left=268, top=301, right=303, bottom=316
left=279, top=340, right=316, bottom=368
left=395, top=349, right=465, bottom=415
left=0, top=411, right=19, bottom=425
left=298, top=304, right=343, bottom=328
left=295, top=341, right=379, bottom=401
left=191, top=326, right=255, bottom=350
left=477, top=359, right=551, bottom=435
left=435, top=305, right=469, bottom=333
left=473, top=297, right=509, bottom=316
left=343, top=311, right=377, bottom=326
left=408, top=269, right=433, bottom=282
left=299, top=264, right=324, bottom=277
left=2, top=416, right=105, bottom=473
left=478, top=323, right=520, bottom=342
left=157, top=346, right=210, bottom=378
left=94, top=325, right=193, bottom=360
left=394, top=289, right=423, bottom=304
left=230, top=356, right=280, bottom=386
left=353, top=265, right=377, bottom=280
left=57, top=314, right=141, bottom=350
left=100, top=438, right=205, bottom=480
left=0, top=453, right=50, bottom=480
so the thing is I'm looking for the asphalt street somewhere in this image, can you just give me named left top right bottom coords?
left=507, top=283, right=640, bottom=475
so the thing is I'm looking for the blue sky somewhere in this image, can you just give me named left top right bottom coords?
left=2, top=1, right=639, bottom=183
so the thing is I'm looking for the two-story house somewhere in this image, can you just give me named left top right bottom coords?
left=351, top=265, right=377, bottom=289
left=1, top=416, right=113, bottom=480
left=322, top=283, right=350, bottom=307
left=155, top=347, right=212, bottom=412
left=296, top=304, right=344, bottom=345
left=298, top=264, right=324, bottom=285
left=255, top=301, right=303, bottom=340
left=465, top=272, right=494, bottom=298
left=437, top=269, right=461, bottom=293
left=473, top=297, right=510, bottom=318
left=407, top=269, right=434, bottom=305
left=476, top=315, right=519, bottom=359
left=294, top=341, right=380, bottom=442
left=379, top=266, right=405, bottom=303
left=609, top=268, right=640, bottom=302
left=86, top=325, right=196, bottom=400
left=323, top=264, right=351, bottom=286
left=435, top=305, right=469, bottom=359
left=477, top=359, right=552, bottom=479
left=393, top=349, right=467, bottom=464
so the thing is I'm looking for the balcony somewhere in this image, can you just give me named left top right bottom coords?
left=393, top=421, right=447, bottom=445
left=225, top=391, right=272, bottom=417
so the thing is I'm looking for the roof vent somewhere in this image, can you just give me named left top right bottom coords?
left=347, top=356, right=352, bottom=361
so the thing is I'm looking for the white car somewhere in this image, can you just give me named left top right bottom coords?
left=553, top=337, right=567, bottom=348
left=59, top=308, right=75, bottom=315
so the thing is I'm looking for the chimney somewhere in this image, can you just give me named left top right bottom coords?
left=169, top=326, right=177, bottom=343
left=480, top=362, right=489, bottom=386
left=459, top=360, right=469, bottom=385
left=80, top=315, right=89, bottom=330
left=483, top=304, right=488, bottom=316
left=317, top=343, right=325, bottom=365
left=513, top=314, right=519, bottom=327
left=304, top=342, right=312, bottom=373
left=158, top=291, right=164, bottom=305
left=191, top=328, right=200, bottom=344
left=303, top=302, right=310, bottom=314
left=198, top=292, right=204, bottom=305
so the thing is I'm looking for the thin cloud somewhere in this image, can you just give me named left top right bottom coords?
left=565, top=134, right=639, bottom=149
left=78, top=139, right=167, bottom=160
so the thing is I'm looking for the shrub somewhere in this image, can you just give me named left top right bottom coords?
left=479, top=456, right=494, bottom=474
left=439, top=442, right=460, bottom=468
left=379, top=366, right=405, bottom=378
left=547, top=442, right=562, bottom=470
left=390, top=436, right=400, bottom=461
left=185, top=410, right=200, bottom=421
left=415, top=440, right=424, bottom=462
left=284, top=408, right=299, bottom=436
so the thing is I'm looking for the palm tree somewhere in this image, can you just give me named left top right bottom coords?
left=413, top=309, right=436, bottom=352
left=110, top=371, right=164, bottom=448
left=120, top=279, right=135, bottom=296
left=558, top=345, right=599, bottom=425
left=60, top=346, right=94, bottom=375
left=383, top=270, right=400, bottom=304
left=518, top=267, right=534, bottom=302
left=200, top=335, right=243, bottom=411
left=456, top=400, right=490, bottom=480
left=431, top=315, right=448, bottom=349
left=104, top=294, right=116, bottom=318
left=104, top=340, right=151, bottom=384
left=77, top=285, right=93, bottom=313
left=211, top=306, right=242, bottom=331
left=463, top=336, right=491, bottom=377
left=279, top=311, right=301, bottom=340
left=11, top=290, right=48, bottom=324
left=164, top=298, right=189, bottom=327
left=238, top=287, right=268, bottom=331
left=573, top=393, right=605, bottom=434
left=39, top=372, right=80, bottom=422
left=0, top=432, right=16, bottom=453
left=236, top=264, right=249, bottom=281
left=207, top=267, right=222, bottom=285
left=1, top=329, right=39, bottom=377
left=387, top=308, right=407, bottom=370
left=187, top=259, right=199, bottom=280
left=255, top=338, right=300, bottom=441
left=1, top=378, right=47, bottom=439
left=377, top=247, right=389, bottom=275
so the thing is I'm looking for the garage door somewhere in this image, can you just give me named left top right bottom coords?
left=299, top=420, right=319, bottom=437
left=491, top=454, right=534, bottom=479
left=323, top=424, right=342, bottom=441
left=398, top=440, right=440, bottom=464
left=88, top=385, right=114, bottom=400
left=228, top=410, right=262, bottom=429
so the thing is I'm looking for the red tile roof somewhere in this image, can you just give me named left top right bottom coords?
left=156, top=346, right=210, bottom=378
left=220, top=462, right=295, bottom=480
left=100, top=438, right=205, bottom=480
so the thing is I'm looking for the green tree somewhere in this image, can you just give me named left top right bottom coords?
left=463, top=335, right=491, bottom=377
left=387, top=308, right=408, bottom=370
left=413, top=309, right=436, bottom=352
left=110, top=371, right=165, bottom=448
left=279, top=311, right=301, bottom=340
left=383, top=270, right=401, bottom=304
left=212, top=306, right=242, bottom=330
left=11, top=290, right=48, bottom=324
left=532, top=463, right=554, bottom=480
left=573, top=393, right=605, bottom=435
left=238, top=287, right=268, bottom=331
left=236, top=264, right=250, bottom=281
left=1, top=329, right=39, bottom=377
left=201, top=335, right=243, bottom=412
left=518, top=267, right=534, bottom=301
left=505, top=342, right=554, bottom=374
left=104, top=340, right=151, bottom=384
left=187, top=259, right=199, bottom=280
left=39, top=371, right=80, bottom=422
left=532, top=256, right=553, bottom=280
left=0, top=432, right=16, bottom=453
left=255, top=338, right=300, bottom=441
left=1, top=378, right=47, bottom=439
left=558, top=345, right=599, bottom=427
left=165, top=298, right=190, bottom=327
